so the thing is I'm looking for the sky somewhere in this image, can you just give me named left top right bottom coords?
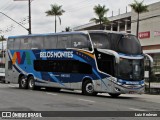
left=0, top=0, right=160, bottom=37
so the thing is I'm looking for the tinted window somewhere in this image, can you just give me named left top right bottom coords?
left=118, top=59, right=144, bottom=80
left=20, top=38, right=32, bottom=49
left=34, top=60, right=92, bottom=74
left=7, top=39, right=14, bottom=49
left=13, top=39, right=21, bottom=50
left=89, top=33, right=110, bottom=49
left=31, top=36, right=44, bottom=49
left=44, top=36, right=57, bottom=49
left=118, top=35, right=142, bottom=55
left=8, top=61, right=12, bottom=69
left=71, top=34, right=91, bottom=51
left=57, top=35, right=71, bottom=49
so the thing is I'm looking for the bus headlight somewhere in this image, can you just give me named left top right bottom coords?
left=111, top=78, right=117, bottom=83
left=117, top=82, right=122, bottom=85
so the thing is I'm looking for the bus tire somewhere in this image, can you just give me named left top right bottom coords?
left=28, top=76, right=40, bottom=90
left=109, top=93, right=120, bottom=98
left=19, top=76, right=28, bottom=89
left=82, top=80, right=97, bottom=96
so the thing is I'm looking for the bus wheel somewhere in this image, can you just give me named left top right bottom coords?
left=109, top=93, right=120, bottom=98
left=28, top=76, right=39, bottom=90
left=82, top=80, right=97, bottom=96
left=19, top=76, right=28, bottom=89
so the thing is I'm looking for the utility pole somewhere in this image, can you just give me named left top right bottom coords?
left=13, top=0, right=32, bottom=34
left=28, top=0, right=31, bottom=34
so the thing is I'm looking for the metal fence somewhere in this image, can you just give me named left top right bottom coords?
left=145, top=59, right=160, bottom=94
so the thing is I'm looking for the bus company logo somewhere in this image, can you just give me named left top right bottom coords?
left=12, top=52, right=31, bottom=65
left=2, top=112, right=11, bottom=118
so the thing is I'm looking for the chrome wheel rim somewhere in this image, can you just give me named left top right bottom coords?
left=21, top=78, right=26, bottom=88
left=86, top=83, right=94, bottom=93
left=29, top=79, right=34, bottom=88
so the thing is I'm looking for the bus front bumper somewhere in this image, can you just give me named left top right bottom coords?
left=104, top=78, right=145, bottom=94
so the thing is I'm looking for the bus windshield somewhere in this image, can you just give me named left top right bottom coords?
left=117, top=58, right=144, bottom=81
left=117, top=35, right=142, bottom=55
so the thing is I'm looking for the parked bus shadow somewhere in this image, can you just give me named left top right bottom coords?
left=8, top=86, right=137, bottom=100
left=60, top=90, right=136, bottom=99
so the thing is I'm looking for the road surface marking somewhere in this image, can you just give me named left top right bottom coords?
left=78, top=98, right=95, bottom=103
left=46, top=92, right=57, bottom=96
left=129, top=108, right=147, bottom=111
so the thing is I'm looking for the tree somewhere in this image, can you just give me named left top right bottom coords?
left=65, top=27, right=71, bottom=32
left=45, top=4, right=65, bottom=33
left=90, top=4, right=109, bottom=30
left=0, top=35, right=5, bottom=41
left=130, top=0, right=148, bottom=37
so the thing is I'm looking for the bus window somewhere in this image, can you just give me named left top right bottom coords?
left=89, top=33, right=110, bottom=49
left=71, top=34, right=91, bottom=51
left=7, top=39, right=14, bottom=49
left=34, top=60, right=92, bottom=74
left=31, top=36, right=44, bottom=49
left=13, top=38, right=21, bottom=50
left=44, top=36, right=57, bottom=49
left=20, top=38, right=32, bottom=49
left=57, top=35, right=71, bottom=49
left=8, top=61, right=12, bottom=70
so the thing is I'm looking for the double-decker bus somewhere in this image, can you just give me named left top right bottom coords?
left=5, top=31, right=153, bottom=97
left=0, top=41, right=6, bottom=83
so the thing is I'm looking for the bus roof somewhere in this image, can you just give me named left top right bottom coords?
left=8, top=31, right=87, bottom=39
left=88, top=30, right=134, bottom=36
left=8, top=30, right=135, bottom=39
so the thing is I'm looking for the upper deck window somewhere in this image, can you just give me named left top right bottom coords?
left=20, top=38, right=32, bottom=49
left=7, top=39, right=14, bottom=49
left=57, top=35, right=71, bottom=49
left=71, top=34, right=92, bottom=51
left=31, top=36, right=44, bottom=49
left=89, top=33, right=110, bottom=49
left=44, top=36, right=57, bottom=49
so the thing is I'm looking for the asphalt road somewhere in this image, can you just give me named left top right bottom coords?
left=0, top=83, right=159, bottom=120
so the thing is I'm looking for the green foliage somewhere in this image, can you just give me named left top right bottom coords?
left=45, top=4, right=65, bottom=32
left=130, top=0, right=148, bottom=14
left=129, top=0, right=148, bottom=37
left=0, top=35, right=5, bottom=41
left=90, top=4, right=109, bottom=28
left=65, top=27, right=71, bottom=32
left=46, top=4, right=65, bottom=17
